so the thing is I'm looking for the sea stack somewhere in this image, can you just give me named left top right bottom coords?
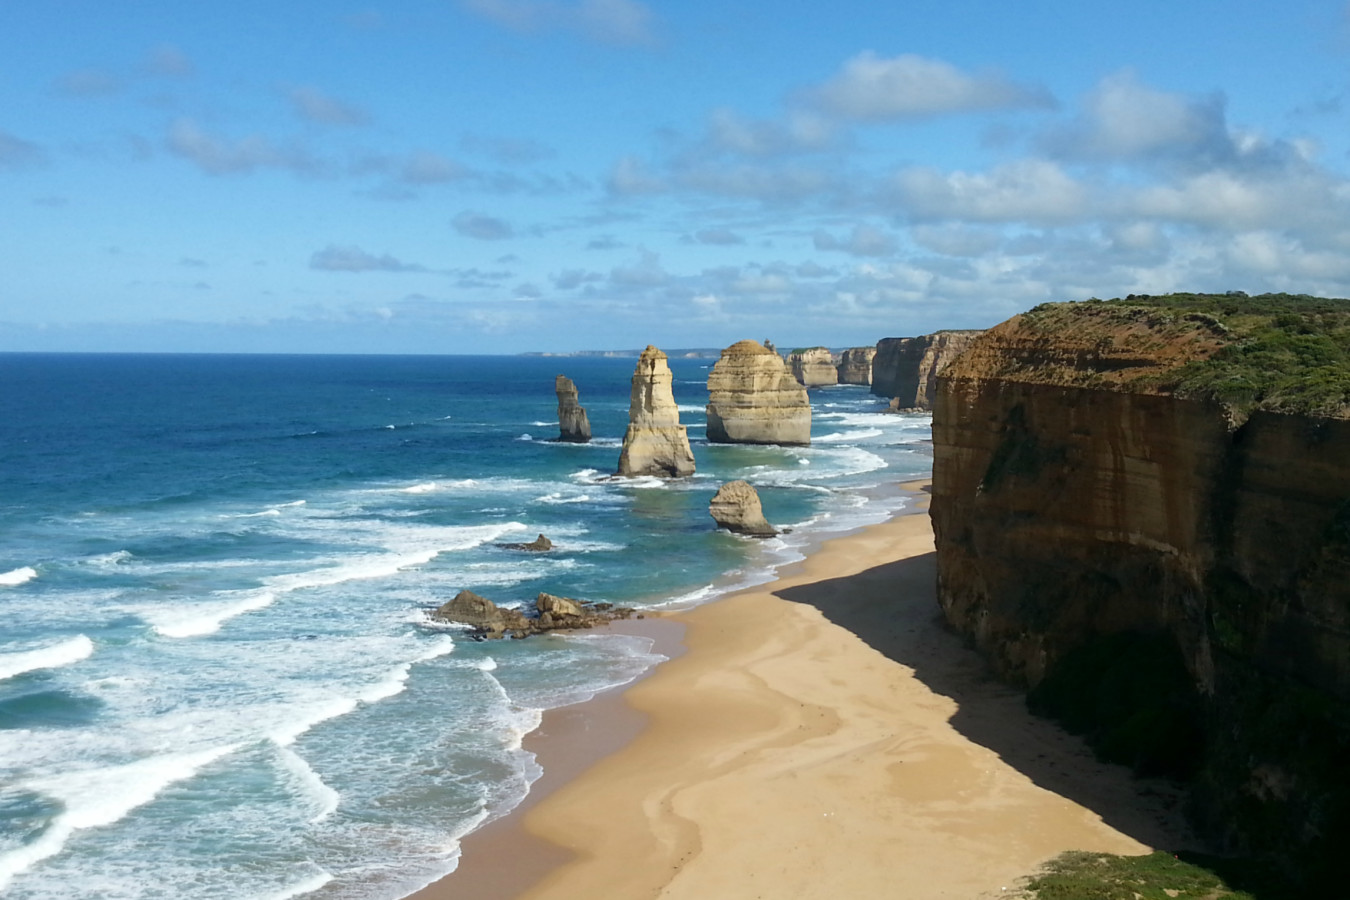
left=787, top=347, right=839, bottom=387
left=871, top=330, right=982, bottom=408
left=706, top=340, right=811, bottom=446
left=709, top=481, right=777, bottom=536
left=836, top=347, right=876, bottom=385
left=554, top=375, right=592, bottom=443
left=616, top=346, right=696, bottom=477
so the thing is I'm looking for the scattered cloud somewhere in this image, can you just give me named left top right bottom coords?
left=452, top=210, right=515, bottom=240
left=459, top=0, right=658, bottom=45
left=553, top=268, right=604, bottom=289
left=145, top=44, right=195, bottom=78
left=609, top=249, right=668, bottom=286
left=607, top=155, right=667, bottom=195
left=284, top=85, right=370, bottom=126
left=460, top=134, right=555, bottom=164
left=586, top=235, right=625, bottom=250
left=687, top=228, right=745, bottom=246
left=179, top=257, right=208, bottom=268
left=813, top=224, right=898, bottom=257
left=342, top=9, right=386, bottom=30
left=56, top=68, right=123, bottom=97
left=892, top=159, right=1090, bottom=224
left=0, top=131, right=47, bottom=169
left=166, top=118, right=322, bottom=176
left=804, top=52, right=1055, bottom=121
left=400, top=150, right=466, bottom=184
left=310, top=245, right=427, bottom=272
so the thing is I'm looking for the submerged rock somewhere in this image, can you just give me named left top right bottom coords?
left=705, top=340, right=811, bottom=446
left=709, top=480, right=777, bottom=536
left=430, top=589, right=636, bottom=639
left=787, top=347, right=839, bottom=387
left=555, top=375, right=592, bottom=443
left=498, top=534, right=553, bottom=552
left=616, top=346, right=696, bottom=477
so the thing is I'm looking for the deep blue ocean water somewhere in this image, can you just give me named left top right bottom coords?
left=0, top=352, right=932, bottom=899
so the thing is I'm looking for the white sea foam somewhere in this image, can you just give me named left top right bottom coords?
left=534, top=491, right=591, bottom=505
left=0, top=566, right=37, bottom=586
left=84, top=550, right=132, bottom=568
left=814, top=428, right=885, bottom=442
left=146, top=590, right=277, bottom=638
left=401, top=482, right=440, bottom=494
left=260, top=870, right=335, bottom=900
left=516, top=433, right=533, bottom=441
left=0, top=635, right=95, bottom=681
left=0, top=744, right=239, bottom=891
left=676, top=404, right=705, bottom=413
left=358, top=636, right=456, bottom=705
left=275, top=745, right=341, bottom=823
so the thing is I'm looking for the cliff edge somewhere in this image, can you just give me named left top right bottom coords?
left=871, top=330, right=983, bottom=408
left=931, top=292, right=1350, bottom=886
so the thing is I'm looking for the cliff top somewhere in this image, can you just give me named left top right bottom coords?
left=723, top=339, right=776, bottom=356
left=945, top=292, right=1350, bottom=419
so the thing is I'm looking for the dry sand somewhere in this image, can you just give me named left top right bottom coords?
left=415, top=484, right=1193, bottom=899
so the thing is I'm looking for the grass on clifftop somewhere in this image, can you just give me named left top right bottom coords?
left=1023, top=292, right=1350, bottom=419
left=1017, top=850, right=1294, bottom=900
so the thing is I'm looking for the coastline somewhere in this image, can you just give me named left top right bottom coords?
left=411, top=482, right=1195, bottom=899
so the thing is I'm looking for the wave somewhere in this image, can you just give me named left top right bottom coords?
left=358, top=636, right=456, bottom=705
left=515, top=433, right=534, bottom=441
left=400, top=482, right=440, bottom=494
left=0, top=635, right=95, bottom=681
left=814, top=428, right=885, bottom=442
left=260, top=871, right=334, bottom=900
left=146, top=591, right=277, bottom=639
left=0, top=744, right=239, bottom=891
left=0, top=566, right=37, bottom=587
left=275, top=745, right=341, bottom=824
left=84, top=550, right=132, bottom=568
left=534, top=491, right=592, bottom=505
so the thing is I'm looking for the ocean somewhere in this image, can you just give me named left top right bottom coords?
left=0, top=352, right=932, bottom=899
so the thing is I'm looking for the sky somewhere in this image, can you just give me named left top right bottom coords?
left=2, top=1, right=1349, bottom=354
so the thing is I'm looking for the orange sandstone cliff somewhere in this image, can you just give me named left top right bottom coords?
left=930, top=295, right=1350, bottom=885
left=871, top=330, right=983, bottom=408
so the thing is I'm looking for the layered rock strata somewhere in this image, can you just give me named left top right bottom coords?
left=709, top=480, right=777, bottom=536
left=431, top=589, right=635, bottom=639
left=616, top=346, right=696, bottom=477
left=554, top=375, right=591, bottom=443
left=705, top=340, right=811, bottom=445
left=786, top=348, right=838, bottom=387
left=930, top=299, right=1350, bottom=883
left=871, top=330, right=982, bottom=408
left=836, top=347, right=876, bottom=385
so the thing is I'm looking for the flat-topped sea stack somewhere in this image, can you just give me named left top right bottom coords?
left=616, top=345, right=696, bottom=477
left=930, top=293, right=1350, bottom=886
left=705, top=340, right=811, bottom=446
left=786, top=347, right=838, bottom=387
left=836, top=347, right=876, bottom=385
left=871, top=330, right=982, bottom=409
left=554, top=375, right=591, bottom=443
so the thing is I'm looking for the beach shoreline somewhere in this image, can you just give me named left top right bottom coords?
left=411, top=481, right=1195, bottom=899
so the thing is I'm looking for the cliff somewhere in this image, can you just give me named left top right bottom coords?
left=836, top=347, right=876, bottom=385
left=871, top=330, right=983, bottom=408
left=930, top=293, right=1350, bottom=885
left=616, top=346, right=696, bottom=477
left=786, top=347, right=838, bottom=387
left=554, top=375, right=591, bottom=443
left=706, top=340, right=811, bottom=445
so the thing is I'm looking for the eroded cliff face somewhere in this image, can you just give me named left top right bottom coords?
left=836, top=347, right=876, bottom=385
left=706, top=340, right=811, bottom=445
left=871, top=330, right=982, bottom=408
left=786, top=347, right=838, bottom=387
left=930, top=305, right=1350, bottom=881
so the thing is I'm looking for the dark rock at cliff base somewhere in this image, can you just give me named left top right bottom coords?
left=555, top=375, right=592, bottom=443
left=430, top=588, right=636, bottom=639
left=498, top=534, right=553, bottom=551
left=709, top=480, right=777, bottom=536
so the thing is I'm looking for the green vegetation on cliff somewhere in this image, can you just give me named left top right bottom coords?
left=1018, top=850, right=1292, bottom=900
left=1020, top=292, right=1350, bottom=419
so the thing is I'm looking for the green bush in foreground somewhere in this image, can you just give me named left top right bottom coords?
left=1019, top=850, right=1293, bottom=899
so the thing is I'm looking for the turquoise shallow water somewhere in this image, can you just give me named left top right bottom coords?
left=0, top=353, right=931, bottom=899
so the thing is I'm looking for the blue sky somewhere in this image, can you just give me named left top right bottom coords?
left=2, top=1, right=1349, bottom=353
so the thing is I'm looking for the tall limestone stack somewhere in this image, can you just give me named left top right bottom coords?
left=616, top=346, right=696, bottom=477
left=786, top=347, right=838, bottom=386
left=554, top=375, right=591, bottom=443
left=836, top=347, right=876, bottom=385
left=871, top=330, right=982, bottom=408
left=705, top=340, right=811, bottom=445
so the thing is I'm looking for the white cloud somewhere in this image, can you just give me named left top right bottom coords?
left=400, top=151, right=466, bottom=184
left=310, top=245, right=426, bottom=272
left=805, top=52, right=1054, bottom=121
left=145, top=45, right=195, bottom=78
left=893, top=159, right=1090, bottom=224
left=56, top=68, right=122, bottom=97
left=460, top=0, right=657, bottom=45
left=0, top=131, right=46, bottom=169
left=285, top=85, right=370, bottom=126
left=607, top=155, right=667, bottom=195
left=452, top=210, right=515, bottom=240
left=609, top=249, right=668, bottom=286
left=166, top=118, right=321, bottom=176
left=702, top=108, right=836, bottom=157
left=688, top=228, right=745, bottom=246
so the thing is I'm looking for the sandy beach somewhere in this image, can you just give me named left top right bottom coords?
left=414, top=484, right=1194, bottom=899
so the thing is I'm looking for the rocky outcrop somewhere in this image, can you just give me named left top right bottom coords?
left=871, top=330, right=982, bottom=408
left=709, top=480, right=777, bottom=536
left=616, top=346, right=696, bottom=477
left=555, top=375, right=591, bottom=443
left=431, top=589, right=636, bottom=638
left=836, top=347, right=876, bottom=385
left=930, top=298, right=1350, bottom=884
left=705, top=340, right=811, bottom=446
left=786, top=348, right=838, bottom=387
left=498, top=534, right=553, bottom=552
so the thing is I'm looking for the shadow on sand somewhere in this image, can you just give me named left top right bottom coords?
left=774, top=548, right=1198, bottom=854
